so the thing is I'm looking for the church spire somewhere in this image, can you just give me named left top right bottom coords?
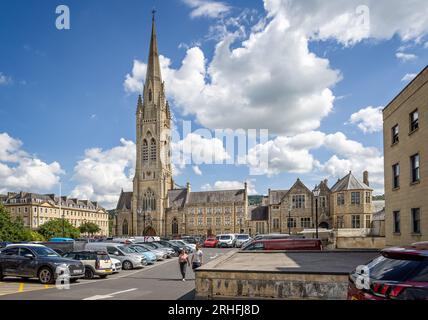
left=146, top=9, right=162, bottom=84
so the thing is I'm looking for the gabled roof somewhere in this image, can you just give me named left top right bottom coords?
left=116, top=191, right=133, bottom=210
left=187, top=189, right=245, bottom=205
left=331, top=172, right=372, bottom=192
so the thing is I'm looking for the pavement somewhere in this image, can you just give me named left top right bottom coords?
left=0, top=248, right=232, bottom=300
left=199, top=250, right=380, bottom=274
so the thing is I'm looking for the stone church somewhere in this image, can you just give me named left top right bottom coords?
left=114, top=15, right=376, bottom=239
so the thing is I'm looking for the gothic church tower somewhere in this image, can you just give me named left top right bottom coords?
left=131, top=13, right=173, bottom=236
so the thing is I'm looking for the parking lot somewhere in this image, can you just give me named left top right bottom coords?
left=0, top=248, right=232, bottom=300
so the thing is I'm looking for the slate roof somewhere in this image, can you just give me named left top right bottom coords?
left=116, top=192, right=133, bottom=210
left=372, top=200, right=385, bottom=213
left=249, top=205, right=269, bottom=221
left=372, top=208, right=385, bottom=221
left=187, top=189, right=245, bottom=205
left=167, top=189, right=188, bottom=209
left=331, top=172, right=372, bottom=192
left=269, top=190, right=288, bottom=205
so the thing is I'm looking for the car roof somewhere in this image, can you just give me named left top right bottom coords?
left=6, top=244, right=46, bottom=248
left=382, top=245, right=428, bottom=258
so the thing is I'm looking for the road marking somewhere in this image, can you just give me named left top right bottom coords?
left=83, top=288, right=138, bottom=300
left=18, top=283, right=24, bottom=292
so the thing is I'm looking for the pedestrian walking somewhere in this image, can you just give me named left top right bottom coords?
left=178, top=249, right=190, bottom=281
left=191, top=244, right=204, bottom=270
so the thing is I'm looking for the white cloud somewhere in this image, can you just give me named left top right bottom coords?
left=348, top=106, right=383, bottom=133
left=70, top=139, right=136, bottom=209
left=201, top=180, right=258, bottom=194
left=401, top=73, right=417, bottom=82
left=245, top=130, right=384, bottom=192
left=193, top=165, right=203, bottom=175
left=171, top=133, right=230, bottom=168
left=0, top=72, right=12, bottom=85
left=396, top=52, right=417, bottom=62
left=124, top=60, right=147, bottom=93
left=0, top=133, right=64, bottom=194
left=183, top=0, right=231, bottom=19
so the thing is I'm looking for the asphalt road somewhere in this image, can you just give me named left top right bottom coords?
left=0, top=248, right=232, bottom=300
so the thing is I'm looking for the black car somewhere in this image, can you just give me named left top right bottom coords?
left=0, top=244, right=85, bottom=284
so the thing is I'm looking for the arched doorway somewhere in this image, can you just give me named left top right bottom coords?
left=172, top=218, right=179, bottom=236
left=143, top=226, right=157, bottom=236
left=122, top=219, right=129, bottom=236
left=319, top=222, right=329, bottom=229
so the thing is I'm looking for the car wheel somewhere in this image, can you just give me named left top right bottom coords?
left=122, top=261, right=133, bottom=270
left=38, top=267, right=54, bottom=284
left=84, top=267, right=95, bottom=279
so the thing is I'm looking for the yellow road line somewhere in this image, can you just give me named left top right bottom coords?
left=18, top=283, right=24, bottom=292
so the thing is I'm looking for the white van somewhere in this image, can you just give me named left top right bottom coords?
left=85, top=243, right=145, bottom=270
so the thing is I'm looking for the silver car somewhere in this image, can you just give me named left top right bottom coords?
left=85, top=243, right=145, bottom=270
left=235, top=234, right=251, bottom=247
left=134, top=243, right=167, bottom=261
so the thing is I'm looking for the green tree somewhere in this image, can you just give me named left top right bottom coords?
left=0, top=205, right=36, bottom=242
left=38, top=219, right=80, bottom=240
left=79, top=222, right=101, bottom=236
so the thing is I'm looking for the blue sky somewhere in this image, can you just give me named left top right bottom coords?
left=1, top=0, right=427, bottom=209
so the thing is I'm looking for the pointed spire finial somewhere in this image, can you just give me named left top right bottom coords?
left=152, top=8, right=156, bottom=22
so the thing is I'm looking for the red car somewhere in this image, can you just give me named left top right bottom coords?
left=241, top=238, right=322, bottom=251
left=348, top=243, right=428, bottom=300
left=203, top=237, right=219, bottom=248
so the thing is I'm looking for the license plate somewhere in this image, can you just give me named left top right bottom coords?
left=73, top=270, right=82, bottom=274
left=105, top=269, right=112, bottom=273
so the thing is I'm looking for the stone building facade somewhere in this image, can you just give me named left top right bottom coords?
left=114, top=15, right=376, bottom=239
left=383, top=65, right=428, bottom=246
left=0, top=192, right=109, bottom=236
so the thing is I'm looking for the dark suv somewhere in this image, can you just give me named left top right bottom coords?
left=348, top=244, right=428, bottom=300
left=0, top=244, right=85, bottom=284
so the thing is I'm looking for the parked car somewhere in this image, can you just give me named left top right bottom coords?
left=63, top=251, right=113, bottom=279
left=134, top=242, right=168, bottom=260
left=253, top=234, right=290, bottom=241
left=241, top=238, right=322, bottom=251
left=49, top=238, right=75, bottom=243
left=128, top=245, right=157, bottom=264
left=153, top=240, right=181, bottom=255
left=0, top=244, right=85, bottom=284
left=111, top=257, right=122, bottom=273
left=0, top=242, right=12, bottom=249
left=203, top=237, right=219, bottom=248
left=348, top=245, right=428, bottom=300
left=235, top=234, right=251, bottom=247
left=144, top=242, right=175, bottom=258
left=85, top=243, right=145, bottom=270
left=217, top=234, right=236, bottom=248
left=170, top=240, right=196, bottom=251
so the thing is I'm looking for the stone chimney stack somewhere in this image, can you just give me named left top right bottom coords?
left=363, top=171, right=369, bottom=186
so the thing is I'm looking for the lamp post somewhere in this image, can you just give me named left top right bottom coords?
left=313, top=186, right=321, bottom=239
left=137, top=207, right=142, bottom=237
left=288, top=201, right=292, bottom=235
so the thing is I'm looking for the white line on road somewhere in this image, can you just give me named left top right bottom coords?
left=83, top=288, right=138, bottom=300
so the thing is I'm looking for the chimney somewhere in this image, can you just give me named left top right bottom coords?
left=186, top=182, right=191, bottom=193
left=363, top=171, right=369, bottom=186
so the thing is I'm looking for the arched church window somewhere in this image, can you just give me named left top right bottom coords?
left=172, top=218, right=179, bottom=235
left=150, top=139, right=157, bottom=161
left=142, top=190, right=156, bottom=212
left=122, top=219, right=129, bottom=236
left=142, top=140, right=149, bottom=162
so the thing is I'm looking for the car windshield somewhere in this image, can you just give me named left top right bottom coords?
left=118, top=246, right=136, bottom=254
left=97, top=254, right=110, bottom=260
left=220, top=236, right=231, bottom=240
left=32, top=247, right=60, bottom=257
left=237, top=235, right=249, bottom=240
left=365, top=255, right=422, bottom=281
left=143, top=242, right=157, bottom=249
left=131, top=246, right=147, bottom=253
